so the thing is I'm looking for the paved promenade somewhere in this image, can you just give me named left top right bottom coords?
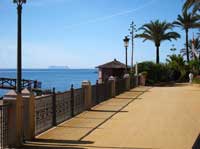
left=24, top=84, right=200, bottom=149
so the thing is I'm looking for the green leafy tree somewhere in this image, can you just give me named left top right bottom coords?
left=166, top=54, right=186, bottom=81
left=136, top=20, right=180, bottom=64
left=173, top=10, right=200, bottom=62
left=188, top=59, right=200, bottom=75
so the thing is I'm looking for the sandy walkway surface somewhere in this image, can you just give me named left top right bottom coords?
left=24, top=84, right=200, bottom=149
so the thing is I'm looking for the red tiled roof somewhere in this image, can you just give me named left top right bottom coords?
left=96, top=59, right=128, bottom=69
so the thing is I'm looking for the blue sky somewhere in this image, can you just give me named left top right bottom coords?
left=0, top=0, right=198, bottom=68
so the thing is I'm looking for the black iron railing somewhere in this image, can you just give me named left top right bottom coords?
left=34, top=76, right=138, bottom=135
left=0, top=78, right=41, bottom=90
left=73, top=88, right=84, bottom=116
left=35, top=95, right=53, bottom=135
left=130, top=76, right=137, bottom=88
left=115, top=79, right=126, bottom=95
left=34, top=87, right=84, bottom=135
left=91, top=85, right=97, bottom=106
left=55, top=91, right=71, bottom=124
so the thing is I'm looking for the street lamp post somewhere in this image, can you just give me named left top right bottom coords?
left=13, top=0, right=26, bottom=93
left=129, top=21, right=137, bottom=72
left=123, top=36, right=130, bottom=73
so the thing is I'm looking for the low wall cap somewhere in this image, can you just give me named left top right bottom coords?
left=123, top=73, right=130, bottom=79
left=82, top=80, right=91, bottom=85
left=3, top=90, right=18, bottom=100
left=22, top=88, right=31, bottom=97
left=108, top=76, right=115, bottom=81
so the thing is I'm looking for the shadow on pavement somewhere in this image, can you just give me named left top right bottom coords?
left=192, top=134, right=200, bottom=149
left=115, top=97, right=136, bottom=99
left=88, top=109, right=128, bottom=113
left=32, top=139, right=94, bottom=144
left=22, top=145, right=85, bottom=149
left=127, top=90, right=151, bottom=93
left=23, top=140, right=158, bottom=149
left=153, top=82, right=191, bottom=87
left=82, top=146, right=157, bottom=149
left=22, top=139, right=94, bottom=149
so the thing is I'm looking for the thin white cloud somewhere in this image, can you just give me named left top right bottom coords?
left=65, top=0, right=157, bottom=29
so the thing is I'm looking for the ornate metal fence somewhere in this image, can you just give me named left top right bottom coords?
left=104, top=81, right=112, bottom=100
left=95, top=81, right=112, bottom=103
left=97, top=83, right=106, bottom=102
left=91, top=85, right=97, bottom=106
left=35, top=95, right=53, bottom=135
left=115, top=79, right=126, bottom=95
left=73, top=88, right=84, bottom=116
left=130, top=76, right=137, bottom=89
left=0, top=104, right=8, bottom=148
left=56, top=91, right=72, bottom=124
left=33, top=76, right=138, bottom=136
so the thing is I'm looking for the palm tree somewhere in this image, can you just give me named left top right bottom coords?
left=173, top=10, right=200, bottom=62
left=166, top=54, right=186, bottom=68
left=181, top=37, right=200, bottom=59
left=183, top=0, right=200, bottom=14
left=135, top=20, right=180, bottom=64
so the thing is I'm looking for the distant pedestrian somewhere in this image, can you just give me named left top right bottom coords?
left=189, top=72, right=194, bottom=83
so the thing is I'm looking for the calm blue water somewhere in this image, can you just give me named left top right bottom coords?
left=0, top=69, right=98, bottom=97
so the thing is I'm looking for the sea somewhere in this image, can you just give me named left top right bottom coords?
left=0, top=69, right=98, bottom=97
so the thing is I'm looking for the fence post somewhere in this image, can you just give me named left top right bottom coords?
left=108, top=76, right=116, bottom=98
left=124, top=74, right=130, bottom=91
left=3, top=90, right=23, bottom=147
left=52, top=88, right=57, bottom=126
left=70, top=84, right=74, bottom=117
left=21, top=88, right=35, bottom=141
left=82, top=80, right=92, bottom=110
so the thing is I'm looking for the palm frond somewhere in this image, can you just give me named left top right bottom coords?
left=162, top=32, right=181, bottom=41
left=183, top=0, right=195, bottom=11
left=135, top=34, right=153, bottom=42
left=183, top=0, right=200, bottom=14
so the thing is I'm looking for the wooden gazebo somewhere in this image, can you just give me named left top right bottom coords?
left=96, top=59, right=130, bottom=83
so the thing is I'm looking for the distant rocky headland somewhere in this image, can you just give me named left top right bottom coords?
left=48, top=66, right=70, bottom=69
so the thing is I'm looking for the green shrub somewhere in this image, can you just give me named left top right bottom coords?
left=137, top=58, right=190, bottom=85
left=193, top=76, right=200, bottom=84
left=137, top=61, right=171, bottom=85
left=166, top=54, right=186, bottom=82
left=141, top=71, right=148, bottom=77
left=188, top=59, right=200, bottom=75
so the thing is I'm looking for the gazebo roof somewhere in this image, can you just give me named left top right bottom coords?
left=96, top=59, right=128, bottom=69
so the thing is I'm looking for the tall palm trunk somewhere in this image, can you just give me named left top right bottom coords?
left=156, top=45, right=160, bottom=64
left=185, top=29, right=190, bottom=63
